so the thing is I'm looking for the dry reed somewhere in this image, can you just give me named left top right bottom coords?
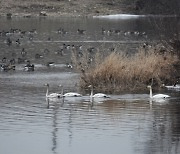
left=72, top=44, right=179, bottom=92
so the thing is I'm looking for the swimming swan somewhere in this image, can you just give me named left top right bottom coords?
left=45, top=83, right=62, bottom=98
left=60, top=85, right=82, bottom=97
left=147, top=85, right=170, bottom=100
left=88, top=85, right=110, bottom=98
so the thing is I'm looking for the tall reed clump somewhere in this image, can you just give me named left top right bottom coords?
left=71, top=44, right=179, bottom=92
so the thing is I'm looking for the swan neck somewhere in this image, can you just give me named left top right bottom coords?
left=90, top=87, right=93, bottom=97
left=61, top=86, right=64, bottom=95
left=46, top=86, right=49, bottom=97
left=149, top=86, right=153, bottom=98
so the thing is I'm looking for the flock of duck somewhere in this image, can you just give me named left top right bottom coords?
left=0, top=28, right=37, bottom=71
left=0, top=27, right=108, bottom=72
left=0, top=27, right=134, bottom=72
left=0, top=29, right=84, bottom=71
left=0, top=55, right=35, bottom=72
left=101, top=28, right=147, bottom=37
left=57, top=26, right=147, bottom=37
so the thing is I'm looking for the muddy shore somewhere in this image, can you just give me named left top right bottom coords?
left=0, top=0, right=135, bottom=18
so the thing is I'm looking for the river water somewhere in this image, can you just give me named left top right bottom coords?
left=0, top=15, right=180, bottom=154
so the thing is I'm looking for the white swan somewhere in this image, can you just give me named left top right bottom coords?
left=60, top=85, right=82, bottom=97
left=147, top=85, right=170, bottom=100
left=88, top=85, right=110, bottom=98
left=63, top=92, right=82, bottom=97
left=45, top=83, right=62, bottom=98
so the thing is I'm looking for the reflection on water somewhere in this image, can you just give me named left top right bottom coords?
left=0, top=80, right=179, bottom=154
left=0, top=16, right=180, bottom=154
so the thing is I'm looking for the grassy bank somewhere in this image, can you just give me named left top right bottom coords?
left=0, top=0, right=133, bottom=17
left=0, top=0, right=179, bottom=17
left=72, top=44, right=179, bottom=92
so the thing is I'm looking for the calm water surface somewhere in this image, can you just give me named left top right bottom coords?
left=0, top=15, right=180, bottom=154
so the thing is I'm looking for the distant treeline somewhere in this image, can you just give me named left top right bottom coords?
left=133, top=0, right=180, bottom=15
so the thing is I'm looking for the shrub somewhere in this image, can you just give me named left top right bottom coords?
left=72, top=44, right=179, bottom=92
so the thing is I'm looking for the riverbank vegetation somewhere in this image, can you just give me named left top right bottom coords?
left=0, top=0, right=179, bottom=17
left=0, top=0, right=132, bottom=17
left=72, top=44, right=179, bottom=92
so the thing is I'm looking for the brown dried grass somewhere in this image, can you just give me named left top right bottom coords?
left=72, top=44, right=179, bottom=92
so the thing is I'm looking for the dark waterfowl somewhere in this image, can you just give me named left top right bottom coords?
left=29, top=29, right=37, bottom=34
left=35, top=53, right=43, bottom=59
left=55, top=49, right=64, bottom=56
left=44, top=48, right=50, bottom=54
left=101, top=27, right=106, bottom=35
left=17, top=58, right=26, bottom=64
left=57, top=28, right=68, bottom=35
left=62, top=43, right=70, bottom=50
left=28, top=34, right=34, bottom=41
left=66, top=63, right=73, bottom=69
left=6, top=37, right=12, bottom=46
left=6, top=13, right=12, bottom=19
left=24, top=60, right=34, bottom=71
left=87, top=47, right=95, bottom=53
left=46, top=62, right=55, bottom=67
left=15, top=38, right=21, bottom=45
left=9, top=59, right=15, bottom=65
left=21, top=48, right=27, bottom=57
left=2, top=57, right=7, bottom=63
left=0, top=63, right=15, bottom=71
left=1, top=57, right=16, bottom=71
left=77, top=29, right=86, bottom=34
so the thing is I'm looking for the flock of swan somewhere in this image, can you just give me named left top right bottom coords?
left=45, top=84, right=109, bottom=99
left=45, top=83, right=180, bottom=103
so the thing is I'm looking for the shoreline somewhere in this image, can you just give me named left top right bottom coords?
left=0, top=0, right=136, bottom=18
left=1, top=12, right=179, bottom=20
left=0, top=0, right=178, bottom=18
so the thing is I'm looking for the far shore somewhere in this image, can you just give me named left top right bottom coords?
left=0, top=0, right=135, bottom=18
